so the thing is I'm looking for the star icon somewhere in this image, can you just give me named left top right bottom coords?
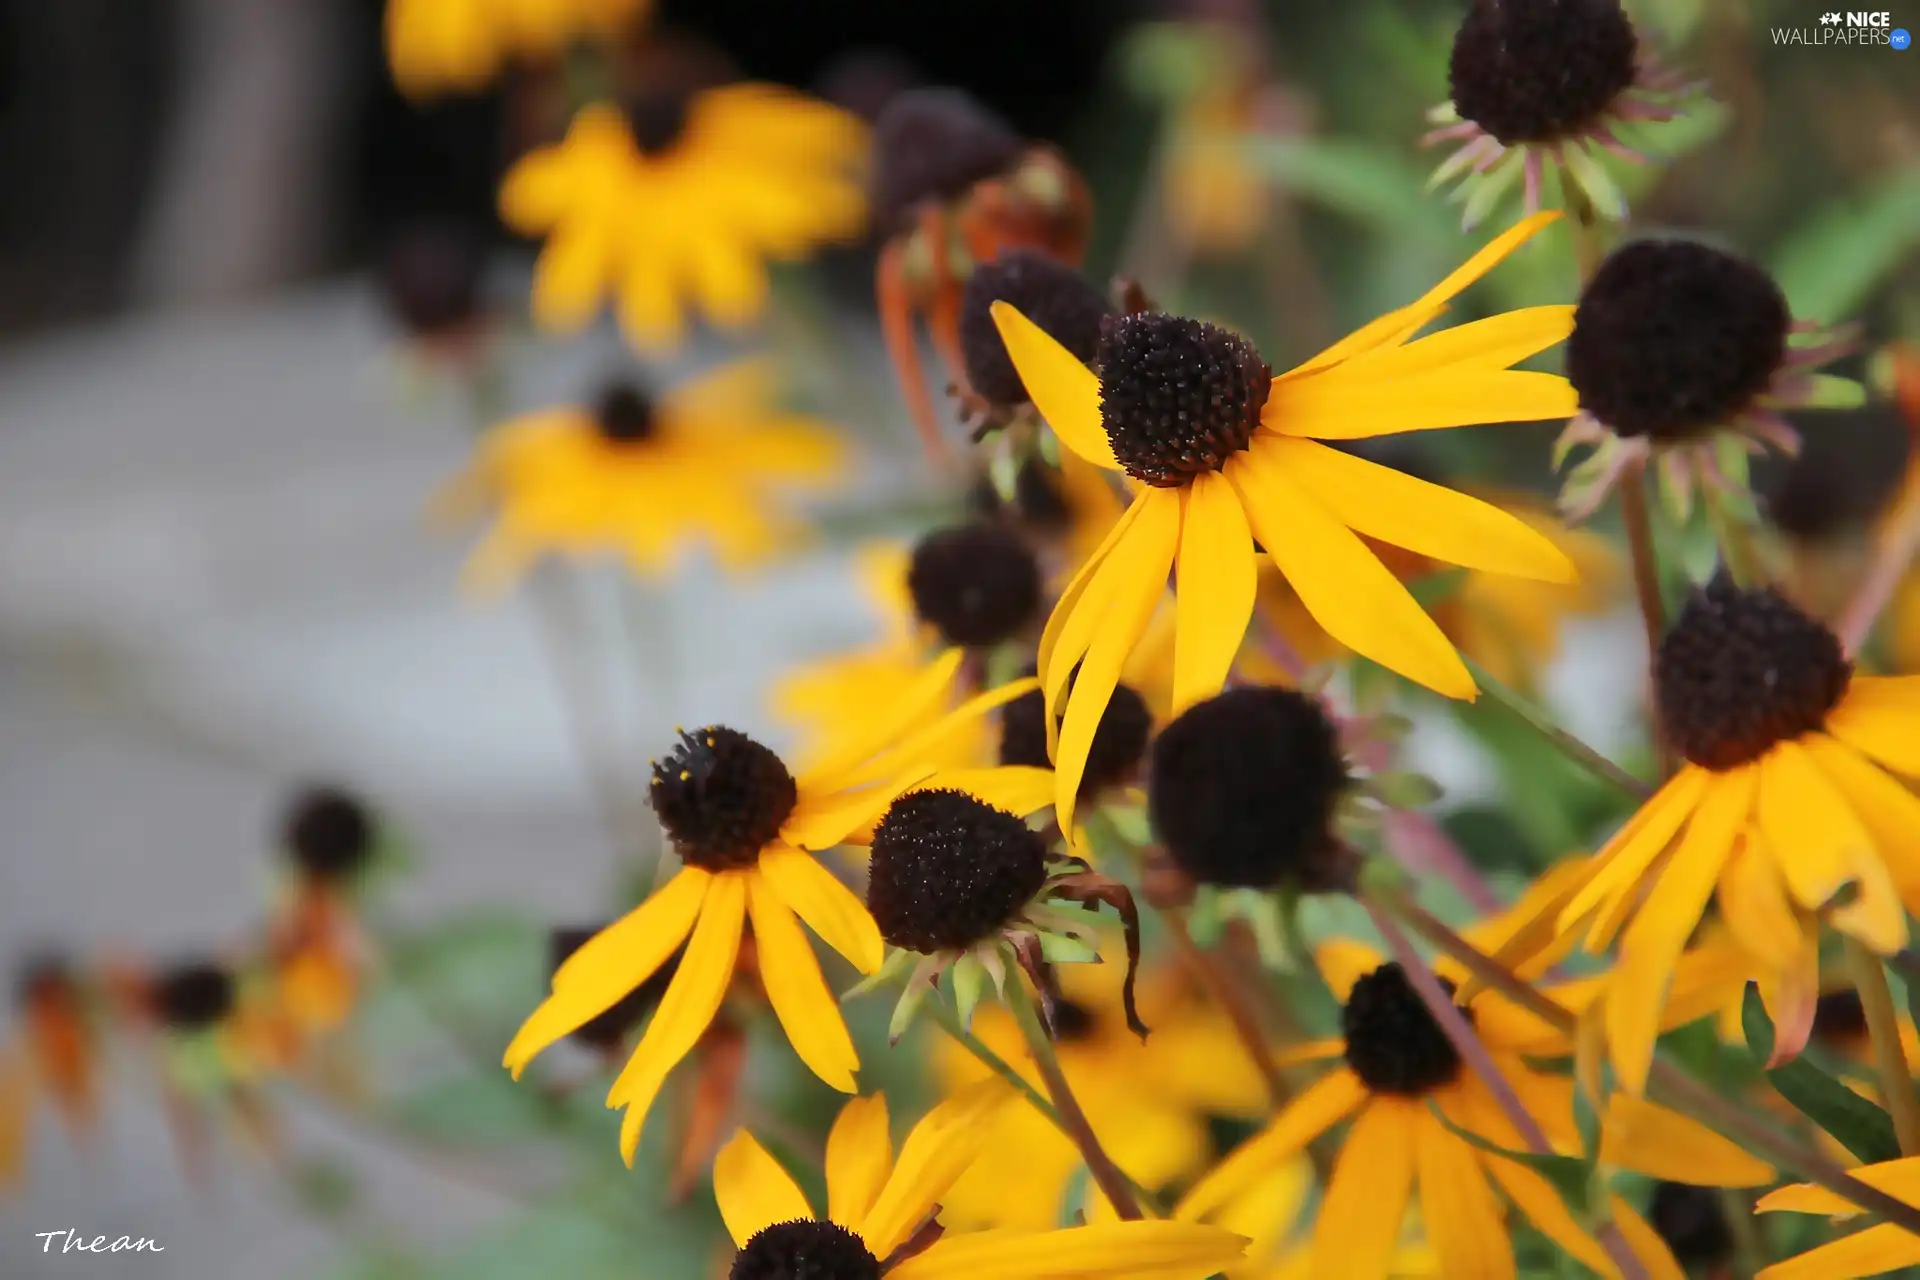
left=1821, top=11, right=1842, bottom=22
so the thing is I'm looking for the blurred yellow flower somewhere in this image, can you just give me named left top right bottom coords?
left=501, top=89, right=867, bottom=350
left=436, top=360, right=846, bottom=592
left=384, top=0, right=647, bottom=98
left=932, top=957, right=1266, bottom=1229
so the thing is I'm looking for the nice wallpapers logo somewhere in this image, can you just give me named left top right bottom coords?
left=1773, top=10, right=1911, bottom=45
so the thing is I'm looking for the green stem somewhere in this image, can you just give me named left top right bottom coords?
left=1004, top=979, right=1145, bottom=1220
left=1617, top=462, right=1676, bottom=778
left=1461, top=654, right=1652, bottom=799
left=1845, top=938, right=1920, bottom=1158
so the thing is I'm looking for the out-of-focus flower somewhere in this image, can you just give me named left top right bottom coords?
left=869, top=88, right=1092, bottom=461
left=385, top=0, right=648, bottom=98
left=991, top=212, right=1579, bottom=833
left=500, top=85, right=866, bottom=350
left=712, top=1087, right=1250, bottom=1278
left=1, top=957, right=98, bottom=1187
left=1159, top=46, right=1288, bottom=257
left=1558, top=239, right=1856, bottom=521
left=1756, top=1157, right=1920, bottom=1278
left=1176, top=907, right=1764, bottom=1280
left=504, top=655, right=1033, bottom=1163
left=261, top=788, right=382, bottom=1063
left=931, top=959, right=1265, bottom=1229
left=1506, top=578, right=1920, bottom=1093
left=436, top=362, right=846, bottom=592
left=1253, top=482, right=1619, bottom=691
left=1427, top=0, right=1698, bottom=227
left=375, top=218, right=493, bottom=362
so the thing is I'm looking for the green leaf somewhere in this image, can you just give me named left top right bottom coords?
left=1769, top=169, right=1920, bottom=324
left=1428, top=1102, right=1600, bottom=1217
left=1741, top=986, right=1900, bottom=1165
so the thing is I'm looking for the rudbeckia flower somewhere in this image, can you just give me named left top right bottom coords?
left=713, top=1088, right=1250, bottom=1279
left=385, top=0, right=647, bottom=98
left=1529, top=578, right=1920, bottom=1093
left=264, top=787, right=379, bottom=1055
left=1, top=957, right=98, bottom=1186
left=932, top=959, right=1266, bottom=1229
left=501, top=86, right=866, bottom=350
left=437, top=363, right=846, bottom=592
left=990, top=212, right=1580, bottom=831
left=1756, top=1156, right=1920, bottom=1279
left=1175, top=896, right=1767, bottom=1280
left=503, top=653, right=1034, bottom=1162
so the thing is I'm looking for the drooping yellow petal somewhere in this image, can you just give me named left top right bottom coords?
left=1416, top=1104, right=1515, bottom=1280
left=1262, top=437, right=1576, bottom=583
left=1756, top=738, right=1875, bottom=915
left=1828, top=681, right=1920, bottom=777
left=1803, top=732, right=1920, bottom=910
left=782, top=772, right=929, bottom=853
left=1340, top=305, right=1576, bottom=381
left=887, top=1221, right=1251, bottom=1279
left=1040, top=490, right=1150, bottom=688
left=746, top=874, right=859, bottom=1091
left=914, top=767, right=1056, bottom=819
left=609, top=872, right=748, bottom=1163
left=858, top=1081, right=1009, bottom=1259
left=1607, top=769, right=1752, bottom=1095
left=1717, top=836, right=1806, bottom=964
left=825, top=1094, right=893, bottom=1230
left=1756, top=1224, right=1920, bottom=1280
left=755, top=844, right=885, bottom=974
left=1041, top=494, right=1157, bottom=732
left=1311, top=1098, right=1418, bottom=1280
left=1177, top=1067, right=1367, bottom=1221
left=713, top=1128, right=815, bottom=1247
left=1171, top=472, right=1257, bottom=713
left=1564, top=767, right=1716, bottom=951
left=504, top=866, right=711, bottom=1075
left=1758, top=1156, right=1920, bottom=1217
left=1230, top=445, right=1474, bottom=699
left=797, top=647, right=964, bottom=794
left=850, top=677, right=1041, bottom=794
left=1599, top=1093, right=1774, bottom=1186
left=988, top=301, right=1121, bottom=471
left=1054, top=489, right=1179, bottom=836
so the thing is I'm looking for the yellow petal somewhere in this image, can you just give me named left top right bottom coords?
left=988, top=302, right=1120, bottom=471
left=1561, top=767, right=1714, bottom=951
left=850, top=677, right=1041, bottom=794
left=825, top=1094, right=893, bottom=1230
left=1607, top=1195, right=1689, bottom=1280
left=1263, top=437, right=1577, bottom=583
left=1039, top=490, right=1150, bottom=688
left=1417, top=1105, right=1516, bottom=1280
left=1718, top=836, right=1805, bottom=963
left=746, top=874, right=860, bottom=1091
left=1053, top=488, right=1179, bottom=839
left=858, top=1081, right=1008, bottom=1259
left=1177, top=1067, right=1366, bottom=1221
left=609, top=873, right=748, bottom=1163
left=887, top=1221, right=1251, bottom=1279
left=1758, top=1156, right=1920, bottom=1217
left=754, top=844, right=885, bottom=974
left=529, top=225, right=611, bottom=332
left=1803, top=732, right=1920, bottom=910
left=1230, top=446, right=1474, bottom=699
left=1342, top=305, right=1576, bottom=381
left=1041, top=495, right=1157, bottom=732
left=1311, top=1098, right=1417, bottom=1280
left=782, top=773, right=929, bottom=853
left=1599, top=1094, right=1774, bottom=1186
left=1607, top=769, right=1751, bottom=1095
left=1313, top=939, right=1386, bottom=1003
left=797, top=647, right=964, bottom=794
left=914, top=766, right=1056, bottom=819
left=713, top=1128, right=814, bottom=1247
left=1265, top=367, right=1576, bottom=440
left=1171, top=472, right=1257, bottom=713
left=1756, top=1224, right=1920, bottom=1280
left=503, top=866, right=710, bottom=1075
left=1828, top=682, right=1920, bottom=777
left=1757, top=738, right=1875, bottom=914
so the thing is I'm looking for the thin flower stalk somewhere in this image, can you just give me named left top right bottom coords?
left=1844, top=937, right=1920, bottom=1157
left=1462, top=654, right=1651, bottom=798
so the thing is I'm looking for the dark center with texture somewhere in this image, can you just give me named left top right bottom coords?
left=866, top=789, right=1048, bottom=954
left=906, top=524, right=1042, bottom=648
left=1342, top=962, right=1465, bottom=1095
left=595, top=381, right=658, bottom=444
left=869, top=88, right=1024, bottom=238
left=1567, top=239, right=1791, bottom=442
left=650, top=727, right=798, bottom=871
left=1148, top=687, right=1349, bottom=890
left=730, top=1219, right=880, bottom=1280
left=1448, top=0, right=1639, bottom=145
left=959, top=251, right=1111, bottom=409
left=1648, top=1181, right=1733, bottom=1269
left=282, top=785, right=375, bottom=882
left=1655, top=577, right=1851, bottom=771
left=153, top=963, right=236, bottom=1031
left=627, top=90, right=691, bottom=156
left=1097, top=312, right=1271, bottom=487
left=549, top=926, right=682, bottom=1051
left=1000, top=678, right=1151, bottom=797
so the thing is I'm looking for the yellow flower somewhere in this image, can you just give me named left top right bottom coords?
left=502, top=652, right=1033, bottom=1163
left=1164, top=70, right=1271, bottom=256
left=931, top=958, right=1266, bottom=1229
left=501, top=89, right=866, bottom=350
left=384, top=0, right=646, bottom=98
left=1175, top=896, right=1767, bottom=1280
left=437, top=360, right=846, bottom=592
left=1517, top=579, right=1920, bottom=1095
left=712, top=1087, right=1250, bottom=1279
left=1250, top=486, right=1618, bottom=690
left=990, top=212, right=1580, bottom=832
left=1756, top=1156, right=1920, bottom=1279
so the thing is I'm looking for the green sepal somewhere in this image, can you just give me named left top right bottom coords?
left=889, top=977, right=931, bottom=1045
left=1742, top=985, right=1900, bottom=1165
left=1100, top=800, right=1153, bottom=850
left=1803, top=373, right=1868, bottom=410
left=1037, top=932, right=1102, bottom=965
left=1367, top=769, right=1445, bottom=811
left=1563, top=143, right=1627, bottom=221
left=951, top=955, right=989, bottom=1031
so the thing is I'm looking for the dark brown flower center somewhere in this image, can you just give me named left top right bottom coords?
left=906, top=524, right=1042, bottom=648
left=282, top=785, right=375, bottom=882
left=959, top=251, right=1111, bottom=409
left=1448, top=0, right=1640, bottom=146
left=1342, top=963, right=1465, bottom=1095
left=866, top=789, right=1048, bottom=954
left=1097, top=313, right=1270, bottom=487
left=649, top=728, right=797, bottom=871
left=730, top=1219, right=880, bottom=1280
left=595, top=382, right=658, bottom=444
left=153, top=962, right=236, bottom=1031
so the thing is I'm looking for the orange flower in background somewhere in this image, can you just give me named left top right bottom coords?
left=2, top=958, right=99, bottom=1187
